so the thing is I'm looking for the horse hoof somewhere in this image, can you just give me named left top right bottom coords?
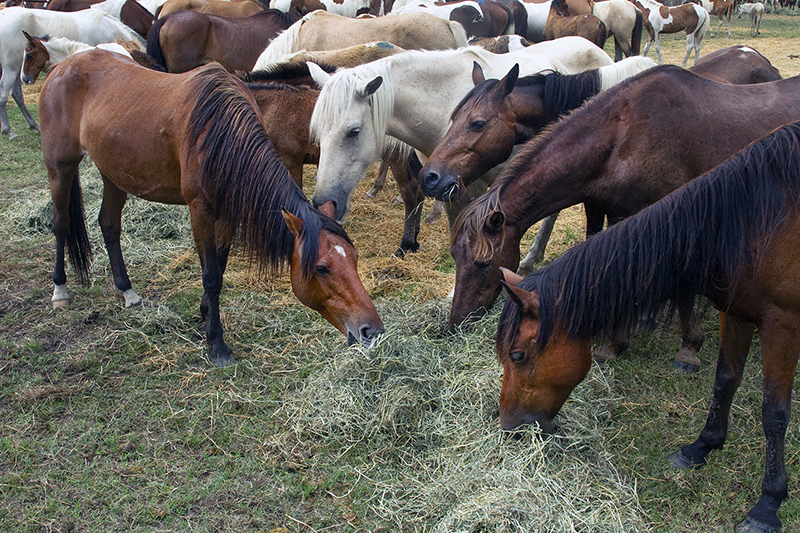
left=7, top=131, right=19, bottom=140
left=669, top=450, right=702, bottom=470
left=365, top=188, right=379, bottom=199
left=51, top=284, right=70, bottom=308
left=115, top=288, right=143, bottom=308
left=673, top=359, right=700, bottom=374
left=736, top=516, right=782, bottom=533
left=592, top=345, right=618, bottom=364
left=209, top=351, right=236, bottom=368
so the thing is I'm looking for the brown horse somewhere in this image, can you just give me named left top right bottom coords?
left=39, top=50, right=383, bottom=368
left=543, top=0, right=607, bottom=48
left=146, top=8, right=294, bottom=72
left=691, top=44, right=780, bottom=84
left=448, top=66, right=800, bottom=356
left=156, top=0, right=267, bottom=18
left=47, top=0, right=154, bottom=38
left=496, top=121, right=800, bottom=532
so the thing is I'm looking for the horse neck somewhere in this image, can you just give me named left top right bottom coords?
left=47, top=39, right=93, bottom=65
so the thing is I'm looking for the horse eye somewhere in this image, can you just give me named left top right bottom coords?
left=315, top=265, right=330, bottom=277
left=347, top=127, right=360, bottom=138
left=510, top=351, right=526, bottom=363
left=469, top=120, right=486, bottom=131
left=474, top=260, right=491, bottom=269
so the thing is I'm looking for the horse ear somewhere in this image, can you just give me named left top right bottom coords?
left=22, top=30, right=34, bottom=43
left=281, top=208, right=305, bottom=239
left=500, top=266, right=524, bottom=287
left=358, top=75, right=383, bottom=98
left=484, top=210, right=505, bottom=233
left=471, top=61, right=486, bottom=86
left=317, top=201, right=335, bottom=220
left=500, top=278, right=540, bottom=316
left=457, top=176, right=472, bottom=208
left=499, top=64, right=520, bottom=97
left=307, top=61, right=332, bottom=88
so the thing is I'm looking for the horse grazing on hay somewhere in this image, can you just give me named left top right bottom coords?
left=543, top=0, right=607, bottom=48
left=632, top=0, right=709, bottom=66
left=39, top=50, right=384, bottom=368
left=738, top=2, right=765, bottom=37
left=448, top=66, right=800, bottom=365
left=0, top=1, right=145, bottom=139
left=253, top=10, right=468, bottom=69
left=146, top=9, right=295, bottom=72
left=496, top=120, right=800, bottom=533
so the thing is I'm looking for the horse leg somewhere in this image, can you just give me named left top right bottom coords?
left=735, top=315, right=800, bottom=533
left=98, top=174, right=142, bottom=308
left=517, top=212, right=558, bottom=275
left=670, top=312, right=754, bottom=469
left=680, top=34, right=694, bottom=67
left=389, top=151, right=423, bottom=257
left=653, top=32, right=664, bottom=65
left=50, top=164, right=82, bottom=307
left=10, top=76, right=39, bottom=133
left=0, top=68, right=19, bottom=139
left=673, top=294, right=704, bottom=373
left=614, top=37, right=624, bottom=62
left=424, top=200, right=445, bottom=225
left=366, top=159, right=389, bottom=199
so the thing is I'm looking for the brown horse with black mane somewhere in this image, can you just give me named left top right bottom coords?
left=146, top=8, right=295, bottom=73
left=543, top=0, right=607, bottom=48
left=39, top=51, right=383, bottom=367
left=496, top=120, right=800, bottom=533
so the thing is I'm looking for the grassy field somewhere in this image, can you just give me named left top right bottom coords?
left=3, top=12, right=800, bottom=533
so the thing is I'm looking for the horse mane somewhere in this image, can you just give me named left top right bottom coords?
left=497, top=120, right=800, bottom=356
left=90, top=0, right=127, bottom=17
left=550, top=0, right=570, bottom=15
left=252, top=9, right=319, bottom=70
left=247, top=60, right=337, bottom=84
left=187, top=64, right=351, bottom=277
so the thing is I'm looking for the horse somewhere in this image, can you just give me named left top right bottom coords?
left=469, top=34, right=533, bottom=52
left=448, top=67, right=800, bottom=365
left=39, top=51, right=384, bottom=368
left=20, top=32, right=135, bottom=84
left=156, top=0, right=267, bottom=18
left=691, top=45, right=780, bottom=83
left=146, top=9, right=295, bottom=73
left=47, top=0, right=154, bottom=38
left=0, top=1, right=145, bottom=139
left=389, top=0, right=525, bottom=39
left=252, top=10, right=469, bottom=70
left=255, top=40, right=405, bottom=72
left=543, top=0, right=607, bottom=48
left=693, top=0, right=733, bottom=38
left=306, top=38, right=614, bottom=224
left=631, top=0, right=709, bottom=66
left=592, top=0, right=644, bottom=61
left=271, top=0, right=381, bottom=16
left=738, top=2, right=764, bottom=37
left=495, top=120, right=800, bottom=533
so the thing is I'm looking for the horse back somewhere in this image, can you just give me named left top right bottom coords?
left=691, top=46, right=781, bottom=84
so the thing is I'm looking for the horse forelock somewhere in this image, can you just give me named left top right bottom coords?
left=450, top=183, right=503, bottom=262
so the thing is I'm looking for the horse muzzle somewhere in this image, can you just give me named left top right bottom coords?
left=346, top=322, right=385, bottom=347
left=420, top=164, right=459, bottom=202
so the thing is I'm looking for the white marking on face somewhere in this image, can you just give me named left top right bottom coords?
left=334, top=245, right=347, bottom=258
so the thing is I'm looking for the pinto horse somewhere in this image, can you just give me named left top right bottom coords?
left=496, top=120, right=800, bottom=533
left=389, top=0, right=526, bottom=39
left=448, top=67, right=800, bottom=355
left=46, top=0, right=154, bottom=38
left=0, top=1, right=144, bottom=139
left=146, top=9, right=295, bottom=73
left=39, top=51, right=384, bottom=367
left=543, top=0, right=607, bottom=48
left=694, top=0, right=734, bottom=38
left=632, top=0, right=709, bottom=66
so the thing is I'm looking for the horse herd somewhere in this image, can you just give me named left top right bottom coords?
left=1, top=0, right=799, bottom=528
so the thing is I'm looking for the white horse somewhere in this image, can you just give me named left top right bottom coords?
left=306, top=38, right=616, bottom=223
left=21, top=34, right=134, bottom=85
left=738, top=2, right=764, bottom=37
left=632, top=0, right=710, bottom=66
left=0, top=1, right=144, bottom=139
left=520, top=0, right=551, bottom=42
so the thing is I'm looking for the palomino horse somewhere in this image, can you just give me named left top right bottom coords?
left=39, top=51, right=384, bottom=367
left=632, top=0, right=709, bottom=66
left=496, top=120, right=800, bottom=533
left=738, top=2, right=765, bottom=37
left=306, top=38, right=614, bottom=224
left=47, top=0, right=154, bottom=38
left=694, top=0, right=734, bottom=38
left=156, top=0, right=268, bottom=18
left=448, top=67, right=800, bottom=359
left=146, top=9, right=295, bottom=72
left=389, top=0, right=525, bottom=39
left=20, top=32, right=136, bottom=84
left=253, top=10, right=468, bottom=69
left=0, top=1, right=144, bottom=139
left=543, top=0, right=607, bottom=48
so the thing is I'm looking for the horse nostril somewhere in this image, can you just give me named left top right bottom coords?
left=422, top=171, right=440, bottom=190
left=360, top=324, right=384, bottom=342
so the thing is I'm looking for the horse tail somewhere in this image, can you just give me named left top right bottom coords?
left=146, top=15, right=168, bottom=71
left=154, top=3, right=163, bottom=18
left=65, top=171, right=93, bottom=286
left=631, top=8, right=643, bottom=55
left=696, top=5, right=711, bottom=39
left=448, top=19, right=470, bottom=48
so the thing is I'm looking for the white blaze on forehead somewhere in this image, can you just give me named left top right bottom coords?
left=334, top=245, right=347, bottom=258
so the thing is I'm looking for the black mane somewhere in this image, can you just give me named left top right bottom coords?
left=247, top=60, right=337, bottom=84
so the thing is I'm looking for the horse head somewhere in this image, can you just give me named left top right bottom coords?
left=420, top=62, right=520, bottom=201
left=283, top=201, right=384, bottom=346
left=21, top=31, right=50, bottom=85
left=496, top=268, right=592, bottom=433
left=308, top=61, right=388, bottom=222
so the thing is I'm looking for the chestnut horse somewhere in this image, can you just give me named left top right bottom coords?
left=146, top=8, right=295, bottom=72
left=448, top=67, right=800, bottom=357
left=632, top=0, right=709, bottom=66
left=39, top=51, right=383, bottom=367
left=496, top=120, right=800, bottom=533
left=543, top=0, right=607, bottom=48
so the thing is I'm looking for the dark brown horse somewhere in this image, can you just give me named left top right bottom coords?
left=496, top=121, right=800, bottom=532
left=691, top=45, right=781, bottom=84
left=156, top=0, right=267, bottom=18
left=39, top=50, right=383, bottom=367
left=47, top=0, right=154, bottom=38
left=146, top=8, right=295, bottom=73
left=542, top=0, right=606, bottom=48
left=448, top=66, right=800, bottom=348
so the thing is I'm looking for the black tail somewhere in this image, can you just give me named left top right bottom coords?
left=146, top=16, right=169, bottom=71
left=631, top=9, right=643, bottom=56
left=66, top=172, right=93, bottom=285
